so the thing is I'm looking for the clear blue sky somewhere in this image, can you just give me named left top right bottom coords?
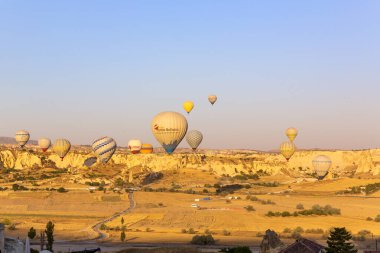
left=0, top=1, right=379, bottom=150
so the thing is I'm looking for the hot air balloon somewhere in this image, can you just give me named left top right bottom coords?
left=186, top=130, right=203, bottom=151
left=312, top=155, right=332, bottom=180
left=208, top=95, right=217, bottom=105
left=183, top=101, right=194, bottom=114
left=151, top=111, right=188, bottom=154
left=92, top=137, right=117, bottom=163
left=280, top=142, right=296, bottom=161
left=286, top=128, right=298, bottom=142
left=53, top=139, right=71, bottom=161
left=38, top=138, right=51, bottom=152
left=15, top=130, right=30, bottom=148
left=141, top=144, right=154, bottom=154
left=128, top=139, right=142, bottom=154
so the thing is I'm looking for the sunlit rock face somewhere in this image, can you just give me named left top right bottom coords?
left=1, top=146, right=380, bottom=178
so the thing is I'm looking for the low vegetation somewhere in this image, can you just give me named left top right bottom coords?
left=267, top=204, right=341, bottom=217
left=336, top=182, right=380, bottom=195
left=190, top=234, right=215, bottom=245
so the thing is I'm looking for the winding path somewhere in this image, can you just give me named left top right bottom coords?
left=91, top=191, right=135, bottom=240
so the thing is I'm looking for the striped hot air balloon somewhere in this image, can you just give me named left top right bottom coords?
left=15, top=130, right=30, bottom=148
left=312, top=155, right=332, bottom=180
left=128, top=139, right=142, bottom=154
left=286, top=127, right=298, bottom=142
left=92, top=137, right=117, bottom=163
left=151, top=111, right=188, bottom=154
left=53, top=139, right=71, bottom=161
left=186, top=130, right=203, bottom=151
left=38, top=138, right=51, bottom=152
left=280, top=142, right=296, bottom=161
left=208, top=95, right=217, bottom=105
left=140, top=144, right=153, bottom=154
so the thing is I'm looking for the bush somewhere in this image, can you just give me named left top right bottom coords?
left=57, top=187, right=67, bottom=193
left=8, top=224, right=16, bottom=230
left=367, top=217, right=373, bottom=221
left=283, top=228, right=292, bottom=233
left=223, top=230, right=231, bottom=236
left=296, top=203, right=304, bottom=210
left=188, top=228, right=196, bottom=234
left=181, top=229, right=187, bottom=234
left=28, top=227, right=37, bottom=239
left=375, top=215, right=380, bottom=222
left=191, top=234, right=215, bottom=245
left=305, top=228, right=324, bottom=234
left=245, top=205, right=255, bottom=212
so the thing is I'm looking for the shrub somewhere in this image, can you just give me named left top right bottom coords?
left=367, top=217, right=373, bottom=221
left=188, top=228, right=196, bottom=234
left=181, top=229, right=187, bottom=234
left=245, top=205, right=255, bottom=212
left=223, top=230, right=231, bottom=236
left=374, top=215, right=380, bottom=222
left=296, top=203, right=304, bottom=210
left=8, top=224, right=16, bottom=230
left=305, top=228, right=324, bottom=234
left=191, top=234, right=215, bottom=245
left=57, top=187, right=67, bottom=193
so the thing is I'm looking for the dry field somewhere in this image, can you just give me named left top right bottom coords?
left=2, top=167, right=380, bottom=249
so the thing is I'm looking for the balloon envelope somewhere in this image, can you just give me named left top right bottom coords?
left=53, top=139, right=71, bottom=161
left=286, top=128, right=298, bottom=142
left=183, top=101, right=194, bottom=114
left=141, top=144, right=153, bottom=154
left=92, top=137, right=117, bottom=163
left=128, top=139, right=142, bottom=154
left=151, top=111, right=188, bottom=154
left=312, top=155, right=332, bottom=179
left=38, top=138, right=51, bottom=152
left=186, top=130, right=203, bottom=150
left=208, top=95, right=217, bottom=105
left=280, top=142, right=296, bottom=161
left=15, top=130, right=30, bottom=148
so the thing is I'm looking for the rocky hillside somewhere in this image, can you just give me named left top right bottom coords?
left=1, top=145, right=380, bottom=178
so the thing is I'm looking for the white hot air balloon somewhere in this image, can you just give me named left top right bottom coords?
left=208, top=95, right=217, bottom=105
left=186, top=130, right=203, bottom=151
left=280, top=142, right=296, bottom=161
left=53, top=139, right=71, bottom=161
left=92, top=137, right=117, bottom=163
left=151, top=111, right=188, bottom=154
left=128, top=139, right=142, bottom=154
left=312, top=155, right=332, bottom=180
left=15, top=130, right=30, bottom=148
left=38, top=138, right=51, bottom=152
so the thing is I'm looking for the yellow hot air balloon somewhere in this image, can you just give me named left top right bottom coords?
left=15, top=130, right=30, bottom=148
left=312, top=155, right=332, bottom=180
left=286, top=128, right=298, bottom=142
left=208, top=95, right=217, bottom=105
left=141, top=144, right=153, bottom=154
left=151, top=111, right=188, bottom=154
left=92, top=137, right=117, bottom=163
left=53, top=139, right=71, bottom=161
left=128, top=139, right=142, bottom=154
left=38, top=138, right=51, bottom=152
left=280, top=142, right=296, bottom=161
left=183, top=101, right=194, bottom=114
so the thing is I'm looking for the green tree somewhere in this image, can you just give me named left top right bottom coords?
left=120, top=230, right=126, bottom=242
left=326, top=227, right=357, bottom=253
left=28, top=227, right=37, bottom=239
left=45, top=221, right=55, bottom=252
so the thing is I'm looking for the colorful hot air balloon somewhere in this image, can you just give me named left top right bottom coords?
left=312, top=155, right=332, bottom=180
left=151, top=111, right=188, bottom=154
left=208, top=95, right=217, bottom=105
left=286, top=128, right=298, bottom=142
left=140, top=144, right=154, bottom=154
left=186, top=130, right=203, bottom=151
left=183, top=101, right=194, bottom=114
left=92, top=137, right=117, bottom=163
left=128, top=139, right=142, bottom=154
left=38, top=138, right=51, bottom=152
left=15, top=130, right=30, bottom=148
left=53, top=139, right=71, bottom=161
left=280, top=142, right=296, bottom=161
